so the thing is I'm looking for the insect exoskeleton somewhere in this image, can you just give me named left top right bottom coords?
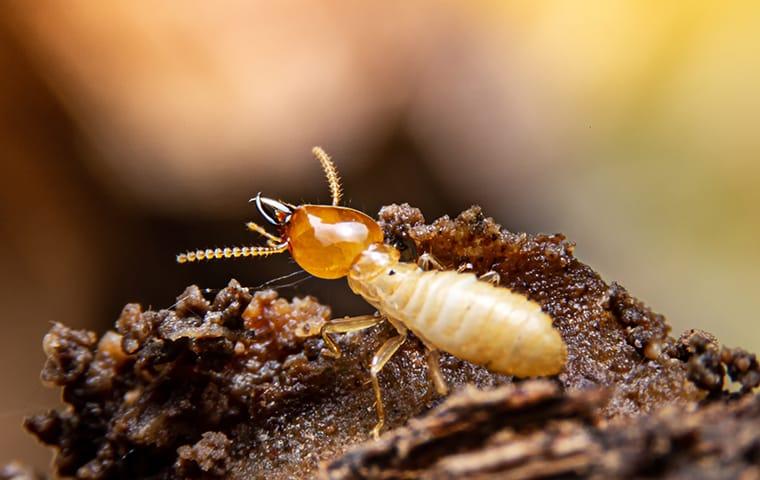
left=177, top=146, right=568, bottom=438
left=348, top=243, right=566, bottom=378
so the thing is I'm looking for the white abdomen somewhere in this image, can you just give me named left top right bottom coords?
left=350, top=265, right=566, bottom=377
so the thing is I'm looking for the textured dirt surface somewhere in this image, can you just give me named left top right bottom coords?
left=25, top=283, right=507, bottom=479
left=323, top=380, right=760, bottom=480
left=22, top=204, right=760, bottom=479
left=378, top=204, right=710, bottom=418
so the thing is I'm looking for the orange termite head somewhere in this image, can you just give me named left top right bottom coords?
left=176, top=147, right=384, bottom=280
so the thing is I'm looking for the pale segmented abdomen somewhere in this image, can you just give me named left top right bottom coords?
left=350, top=264, right=566, bottom=377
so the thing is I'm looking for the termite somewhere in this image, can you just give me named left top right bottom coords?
left=177, top=147, right=567, bottom=437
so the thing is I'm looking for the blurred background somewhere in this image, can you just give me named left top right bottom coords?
left=1, top=0, right=759, bottom=470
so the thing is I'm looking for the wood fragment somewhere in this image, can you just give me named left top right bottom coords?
left=323, top=381, right=760, bottom=480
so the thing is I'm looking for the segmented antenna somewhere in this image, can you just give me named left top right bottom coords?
left=312, top=146, right=343, bottom=206
left=176, top=244, right=288, bottom=263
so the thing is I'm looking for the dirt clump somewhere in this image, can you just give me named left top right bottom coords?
left=24, top=204, right=759, bottom=479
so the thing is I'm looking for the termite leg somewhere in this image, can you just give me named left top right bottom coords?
left=456, top=262, right=474, bottom=273
left=369, top=322, right=407, bottom=438
left=417, top=336, right=449, bottom=396
left=246, top=221, right=283, bottom=246
left=457, top=263, right=500, bottom=285
left=425, top=348, right=449, bottom=396
left=320, top=314, right=385, bottom=358
left=478, top=270, right=501, bottom=286
left=417, top=252, right=444, bottom=271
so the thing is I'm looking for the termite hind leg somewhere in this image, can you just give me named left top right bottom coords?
left=320, top=314, right=385, bottom=359
left=369, top=330, right=407, bottom=438
left=417, top=336, right=449, bottom=396
left=425, top=348, right=449, bottom=396
left=478, top=270, right=501, bottom=286
left=417, top=252, right=444, bottom=271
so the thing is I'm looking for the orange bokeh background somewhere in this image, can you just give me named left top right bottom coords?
left=1, top=1, right=758, bottom=469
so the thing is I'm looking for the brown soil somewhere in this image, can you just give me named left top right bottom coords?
left=21, top=205, right=759, bottom=479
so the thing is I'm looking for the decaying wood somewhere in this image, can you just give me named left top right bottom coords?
left=323, top=380, right=760, bottom=480
left=17, top=205, right=760, bottom=479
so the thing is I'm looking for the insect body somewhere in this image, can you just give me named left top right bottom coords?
left=177, top=147, right=567, bottom=437
left=349, top=243, right=565, bottom=378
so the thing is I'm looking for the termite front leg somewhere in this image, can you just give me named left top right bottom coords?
left=320, top=314, right=385, bottom=358
left=369, top=322, right=407, bottom=438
